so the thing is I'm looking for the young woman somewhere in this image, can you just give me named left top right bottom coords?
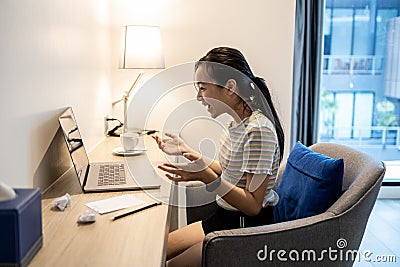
left=153, top=47, right=285, bottom=267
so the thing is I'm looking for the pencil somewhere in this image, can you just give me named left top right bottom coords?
left=111, top=202, right=162, bottom=221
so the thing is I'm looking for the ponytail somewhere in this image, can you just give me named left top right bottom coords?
left=252, top=77, right=285, bottom=163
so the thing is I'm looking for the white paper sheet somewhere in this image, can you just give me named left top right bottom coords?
left=85, top=194, right=146, bottom=214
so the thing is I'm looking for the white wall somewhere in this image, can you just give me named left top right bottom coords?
left=110, top=0, right=295, bottom=159
left=0, top=0, right=295, bottom=188
left=0, top=0, right=112, bottom=187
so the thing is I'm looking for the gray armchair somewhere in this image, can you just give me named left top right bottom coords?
left=185, top=143, right=385, bottom=266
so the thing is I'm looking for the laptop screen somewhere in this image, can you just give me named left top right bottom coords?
left=58, top=107, right=90, bottom=187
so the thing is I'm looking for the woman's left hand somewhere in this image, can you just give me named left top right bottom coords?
left=157, top=153, right=218, bottom=183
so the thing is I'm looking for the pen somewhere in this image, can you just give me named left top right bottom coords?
left=111, top=202, right=162, bottom=221
left=137, top=129, right=159, bottom=136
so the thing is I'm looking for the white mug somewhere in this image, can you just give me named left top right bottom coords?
left=120, top=132, right=139, bottom=151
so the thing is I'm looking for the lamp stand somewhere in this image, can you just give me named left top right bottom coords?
left=113, top=71, right=144, bottom=134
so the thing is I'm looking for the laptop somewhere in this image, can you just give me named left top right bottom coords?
left=58, top=107, right=161, bottom=193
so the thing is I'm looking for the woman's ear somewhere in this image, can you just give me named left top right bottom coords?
left=225, top=79, right=237, bottom=95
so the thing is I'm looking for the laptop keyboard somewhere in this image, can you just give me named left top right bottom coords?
left=98, top=163, right=126, bottom=186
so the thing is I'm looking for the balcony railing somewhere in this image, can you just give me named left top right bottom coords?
left=319, top=125, right=400, bottom=148
left=323, top=55, right=384, bottom=75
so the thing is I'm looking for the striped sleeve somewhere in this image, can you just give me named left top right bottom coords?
left=241, top=126, right=277, bottom=174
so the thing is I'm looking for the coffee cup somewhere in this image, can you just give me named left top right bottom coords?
left=120, top=132, right=139, bottom=151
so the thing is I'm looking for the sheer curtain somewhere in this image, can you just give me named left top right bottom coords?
left=291, top=0, right=325, bottom=147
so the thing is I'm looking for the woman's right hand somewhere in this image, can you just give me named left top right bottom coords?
left=152, top=133, right=190, bottom=156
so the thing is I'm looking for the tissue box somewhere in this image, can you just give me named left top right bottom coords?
left=0, top=188, right=42, bottom=267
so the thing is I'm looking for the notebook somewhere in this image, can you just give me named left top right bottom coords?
left=58, top=107, right=161, bottom=193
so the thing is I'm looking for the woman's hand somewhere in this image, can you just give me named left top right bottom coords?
left=157, top=153, right=218, bottom=184
left=152, top=133, right=189, bottom=155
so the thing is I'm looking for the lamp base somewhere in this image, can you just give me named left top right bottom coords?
left=108, top=127, right=123, bottom=137
left=106, top=118, right=124, bottom=137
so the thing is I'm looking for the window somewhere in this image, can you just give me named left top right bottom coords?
left=318, top=0, right=400, bottom=184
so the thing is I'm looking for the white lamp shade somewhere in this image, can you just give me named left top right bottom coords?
left=119, top=25, right=165, bottom=69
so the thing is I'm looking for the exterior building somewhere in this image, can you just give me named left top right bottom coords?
left=319, top=0, right=400, bottom=183
left=319, top=0, right=400, bottom=155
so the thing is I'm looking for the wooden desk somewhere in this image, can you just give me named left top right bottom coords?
left=29, top=136, right=175, bottom=267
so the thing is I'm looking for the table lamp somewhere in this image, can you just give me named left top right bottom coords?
left=113, top=25, right=165, bottom=133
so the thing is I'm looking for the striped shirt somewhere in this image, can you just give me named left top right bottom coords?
left=217, top=110, right=280, bottom=211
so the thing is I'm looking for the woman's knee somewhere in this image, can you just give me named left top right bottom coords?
left=167, top=242, right=203, bottom=267
left=167, top=221, right=205, bottom=260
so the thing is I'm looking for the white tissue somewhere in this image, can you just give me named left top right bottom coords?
left=77, top=210, right=97, bottom=223
left=0, top=180, right=16, bottom=202
left=52, top=193, right=71, bottom=211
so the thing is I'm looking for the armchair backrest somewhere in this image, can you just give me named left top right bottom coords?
left=308, top=143, right=385, bottom=215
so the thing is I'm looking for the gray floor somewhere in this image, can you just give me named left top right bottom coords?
left=353, top=199, right=400, bottom=266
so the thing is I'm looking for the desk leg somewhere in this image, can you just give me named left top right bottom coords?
left=168, top=181, right=179, bottom=232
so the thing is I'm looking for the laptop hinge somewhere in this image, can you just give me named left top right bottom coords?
left=82, top=165, right=90, bottom=193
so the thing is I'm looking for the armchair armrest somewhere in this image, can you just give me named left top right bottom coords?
left=202, top=212, right=353, bottom=266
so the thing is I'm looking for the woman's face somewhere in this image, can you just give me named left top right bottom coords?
left=195, top=82, right=229, bottom=118
left=194, top=66, right=232, bottom=118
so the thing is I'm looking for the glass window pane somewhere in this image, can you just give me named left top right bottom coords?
left=324, top=8, right=332, bottom=36
left=324, top=8, right=332, bottom=56
left=331, top=9, right=353, bottom=55
left=353, top=9, right=371, bottom=55
left=353, top=93, right=374, bottom=138
left=333, top=93, right=354, bottom=138
left=375, top=9, right=399, bottom=56
left=319, top=89, right=336, bottom=140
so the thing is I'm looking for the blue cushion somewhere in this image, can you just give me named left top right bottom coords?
left=274, top=142, right=344, bottom=223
